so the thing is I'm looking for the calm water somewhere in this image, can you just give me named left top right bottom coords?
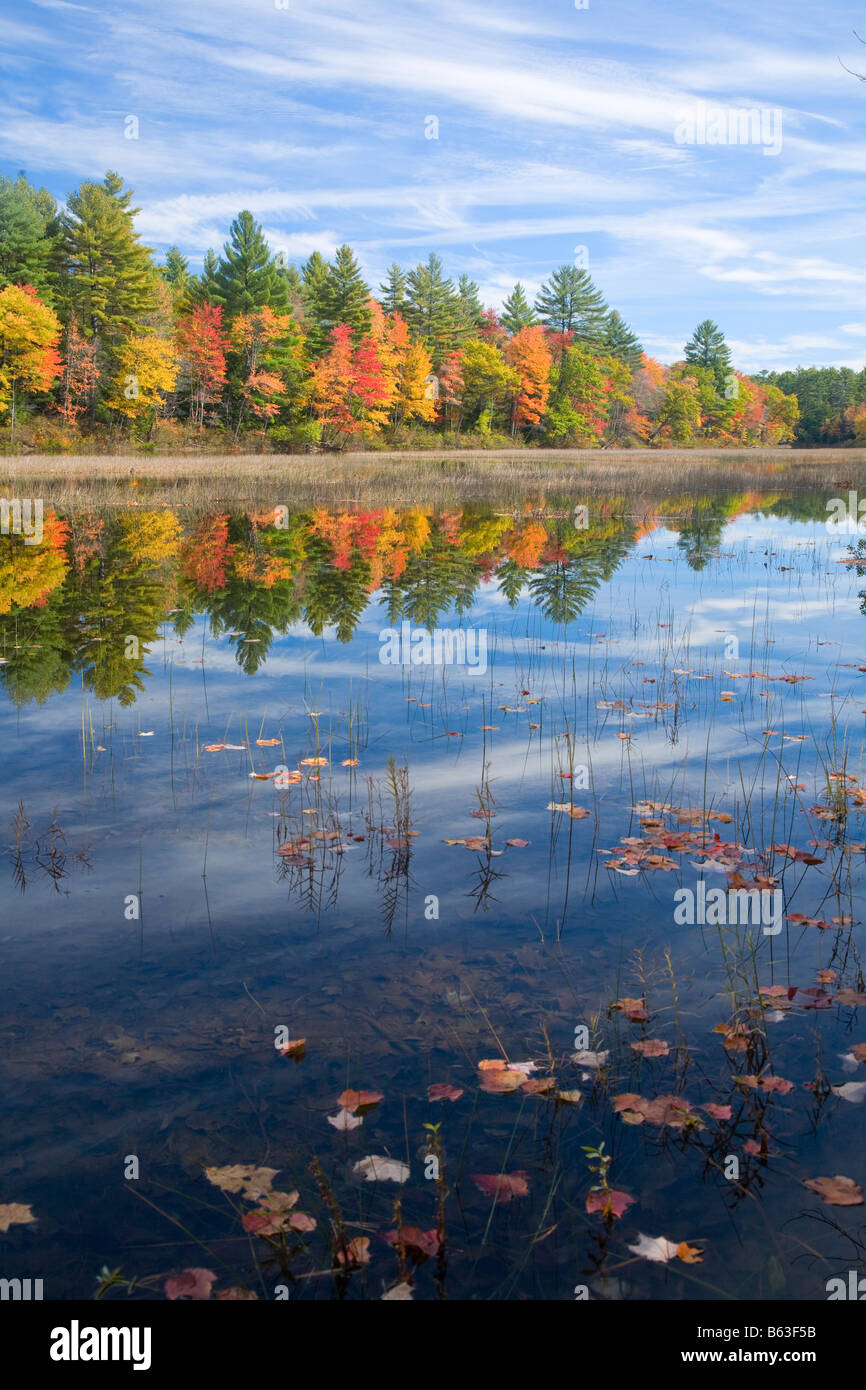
left=2, top=488, right=866, bottom=1300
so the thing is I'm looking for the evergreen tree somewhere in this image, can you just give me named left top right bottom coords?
left=379, top=263, right=408, bottom=317
left=211, top=211, right=290, bottom=322
left=455, top=274, right=484, bottom=333
left=181, top=249, right=220, bottom=311
left=501, top=281, right=538, bottom=334
left=160, top=246, right=189, bottom=297
left=602, top=310, right=643, bottom=372
left=684, top=319, right=731, bottom=388
left=404, top=253, right=461, bottom=368
left=322, top=244, right=371, bottom=337
left=534, top=264, right=608, bottom=345
left=301, top=250, right=333, bottom=358
left=272, top=252, right=304, bottom=298
left=0, top=173, right=57, bottom=299
left=58, top=171, right=158, bottom=348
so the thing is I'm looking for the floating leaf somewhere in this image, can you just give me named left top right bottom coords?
left=831, top=1082, right=866, bottom=1104
left=165, top=1268, right=216, bottom=1300
left=630, top=1039, right=669, bottom=1057
left=471, top=1171, right=530, bottom=1203
left=204, top=1165, right=279, bottom=1199
left=804, top=1175, right=864, bottom=1206
left=427, top=1083, right=463, bottom=1102
left=354, top=1156, right=410, bottom=1184
left=0, top=1202, right=35, bottom=1233
left=627, top=1233, right=680, bottom=1263
left=383, top=1227, right=440, bottom=1259
left=586, top=1189, right=634, bottom=1219
left=336, top=1236, right=370, bottom=1266
left=338, top=1089, right=383, bottom=1113
left=327, top=1108, right=363, bottom=1130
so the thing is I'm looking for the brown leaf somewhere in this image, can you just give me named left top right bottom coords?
left=804, top=1175, right=864, bottom=1206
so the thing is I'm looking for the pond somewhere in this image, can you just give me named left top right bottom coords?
left=2, top=479, right=866, bottom=1301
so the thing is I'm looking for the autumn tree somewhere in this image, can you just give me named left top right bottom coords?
left=505, top=324, right=552, bottom=435
left=104, top=333, right=178, bottom=433
left=175, top=302, right=229, bottom=428
left=230, top=306, right=297, bottom=437
left=0, top=283, right=61, bottom=438
left=454, top=340, right=518, bottom=434
left=544, top=343, right=610, bottom=444
left=57, top=322, right=100, bottom=424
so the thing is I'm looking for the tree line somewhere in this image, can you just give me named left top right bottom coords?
left=0, top=168, right=805, bottom=452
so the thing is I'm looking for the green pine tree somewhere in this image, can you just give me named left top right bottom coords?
left=58, top=171, right=159, bottom=348
left=379, top=263, right=409, bottom=317
left=211, top=211, right=290, bottom=322
left=160, top=246, right=189, bottom=299
left=404, top=253, right=461, bottom=368
left=301, top=250, right=333, bottom=358
left=322, top=244, right=371, bottom=337
left=684, top=319, right=731, bottom=388
left=455, top=274, right=484, bottom=333
left=0, top=173, right=57, bottom=300
left=534, top=264, right=608, bottom=345
left=602, top=310, right=643, bottom=372
left=500, top=282, right=538, bottom=334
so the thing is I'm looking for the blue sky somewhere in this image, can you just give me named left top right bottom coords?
left=2, top=0, right=865, bottom=371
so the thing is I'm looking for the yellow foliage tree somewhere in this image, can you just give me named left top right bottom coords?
left=105, top=334, right=178, bottom=421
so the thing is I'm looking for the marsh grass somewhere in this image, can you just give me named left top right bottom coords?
left=5, top=447, right=866, bottom=513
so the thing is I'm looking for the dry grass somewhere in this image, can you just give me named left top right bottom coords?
left=2, top=446, right=866, bottom=512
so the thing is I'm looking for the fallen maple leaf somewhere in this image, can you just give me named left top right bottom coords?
left=804, top=1175, right=864, bottom=1206
left=383, top=1227, right=440, bottom=1259
left=165, top=1268, right=216, bottom=1300
left=677, top=1242, right=704, bottom=1263
left=0, top=1202, right=35, bottom=1233
left=471, top=1171, right=530, bottom=1203
left=630, top=1039, right=669, bottom=1057
left=427, top=1083, right=464, bottom=1102
left=353, top=1156, right=410, bottom=1184
left=338, top=1089, right=383, bottom=1112
left=204, top=1165, right=279, bottom=1199
left=703, top=1103, right=732, bottom=1120
left=627, top=1233, right=680, bottom=1263
left=611, top=997, right=649, bottom=1022
left=336, top=1236, right=370, bottom=1266
left=586, top=1189, right=634, bottom=1219
left=327, top=1108, right=363, bottom=1130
